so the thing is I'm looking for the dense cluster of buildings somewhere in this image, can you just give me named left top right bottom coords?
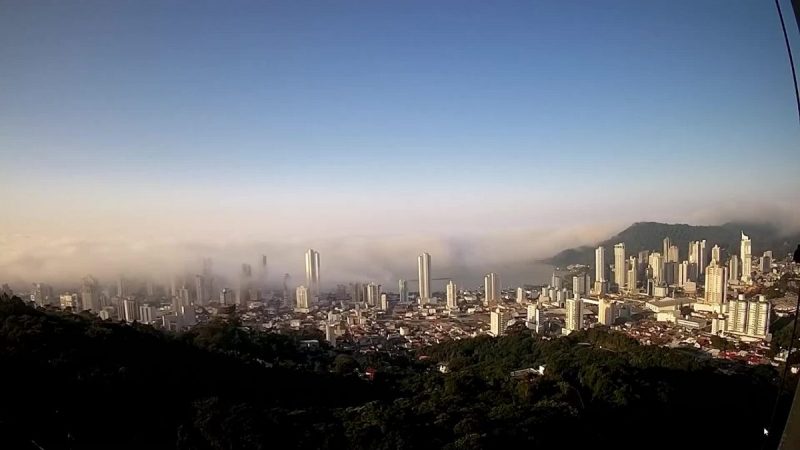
left=8, top=232, right=799, bottom=365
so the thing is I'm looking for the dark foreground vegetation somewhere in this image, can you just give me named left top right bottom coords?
left=0, top=293, right=795, bottom=450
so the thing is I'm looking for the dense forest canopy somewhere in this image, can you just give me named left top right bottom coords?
left=0, top=293, right=795, bottom=449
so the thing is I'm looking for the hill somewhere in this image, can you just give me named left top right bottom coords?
left=543, top=221, right=800, bottom=268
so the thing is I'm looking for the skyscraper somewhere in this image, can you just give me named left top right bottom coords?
left=484, top=272, right=499, bottom=305
left=516, top=286, right=526, bottom=304
left=490, top=308, right=509, bottom=336
left=746, top=295, right=771, bottom=338
left=598, top=299, right=616, bottom=326
left=613, top=243, right=626, bottom=289
left=194, top=275, right=205, bottom=306
left=678, top=261, right=689, bottom=287
left=662, top=237, right=671, bottom=263
left=572, top=276, right=587, bottom=296
left=80, top=275, right=100, bottom=311
left=238, top=263, right=253, bottom=305
left=380, top=293, right=389, bottom=311
left=366, top=282, right=380, bottom=307
left=711, top=245, right=721, bottom=264
left=704, top=263, right=728, bottom=305
left=398, top=279, right=408, bottom=303
left=447, top=280, right=458, bottom=310
left=295, top=285, right=309, bottom=312
left=304, top=249, right=321, bottom=298
left=760, top=251, right=772, bottom=274
left=699, top=240, right=707, bottom=274
left=666, top=245, right=679, bottom=263
left=122, top=299, right=138, bottom=322
left=417, top=252, right=431, bottom=304
left=565, top=295, right=582, bottom=332
left=117, top=275, right=126, bottom=298
left=740, top=232, right=752, bottom=284
left=595, top=246, right=606, bottom=282
left=648, top=252, right=663, bottom=284
left=627, top=256, right=637, bottom=293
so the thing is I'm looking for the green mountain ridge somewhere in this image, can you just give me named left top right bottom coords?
left=543, top=221, right=800, bottom=268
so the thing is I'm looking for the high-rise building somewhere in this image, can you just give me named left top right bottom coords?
left=704, top=263, right=728, bottom=304
left=80, top=275, right=100, bottom=311
left=31, top=283, right=54, bottom=307
left=666, top=245, right=679, bottom=263
left=220, top=288, right=235, bottom=305
left=447, top=281, right=458, bottom=310
left=527, top=303, right=543, bottom=333
left=551, top=273, right=562, bottom=290
left=398, top=279, right=408, bottom=303
left=380, top=293, right=389, bottom=311
left=490, top=308, right=509, bottom=336
left=296, top=285, right=310, bottom=312
left=138, top=305, right=157, bottom=324
left=304, top=249, right=321, bottom=299
left=699, top=240, right=707, bottom=274
left=740, top=232, right=752, bottom=284
left=648, top=252, right=664, bottom=284
left=664, top=262, right=678, bottom=286
left=59, top=293, right=79, bottom=310
left=238, top=263, right=253, bottom=305
left=194, top=275, right=205, bottom=306
left=613, top=243, right=626, bottom=289
left=595, top=246, right=606, bottom=283
left=728, top=255, right=741, bottom=283
left=417, top=252, right=431, bottom=304
left=117, top=275, right=127, bottom=298
left=627, top=256, right=638, bottom=292
left=746, top=295, right=771, bottom=338
left=484, top=272, right=499, bottom=305
left=728, top=295, right=748, bottom=334
left=202, top=257, right=214, bottom=302
left=688, top=241, right=701, bottom=272
left=122, top=299, right=138, bottom=322
left=760, top=251, right=773, bottom=274
left=662, top=237, right=671, bottom=263
left=565, top=295, right=583, bottom=332
left=366, top=283, right=380, bottom=307
left=516, top=286, right=526, bottom=304
left=572, top=276, right=587, bottom=296
left=678, top=261, right=689, bottom=287
left=711, top=245, right=721, bottom=264
left=598, top=299, right=616, bottom=326
left=637, top=250, right=650, bottom=278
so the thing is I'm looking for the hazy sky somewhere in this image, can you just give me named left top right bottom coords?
left=1, top=1, right=799, bottom=286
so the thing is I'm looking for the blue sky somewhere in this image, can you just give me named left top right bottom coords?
left=1, top=0, right=799, bottom=248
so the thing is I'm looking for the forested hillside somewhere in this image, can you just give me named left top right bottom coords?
left=0, top=294, right=795, bottom=449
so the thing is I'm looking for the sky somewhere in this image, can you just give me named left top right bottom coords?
left=1, top=0, right=799, bottom=287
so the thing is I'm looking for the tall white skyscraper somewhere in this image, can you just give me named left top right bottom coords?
left=699, top=240, right=707, bottom=274
left=746, top=295, right=771, bottom=338
left=195, top=275, right=205, bottom=306
left=613, top=243, right=626, bottom=289
left=516, top=286, right=526, bottom=304
left=627, top=256, right=638, bottom=293
left=122, top=299, right=138, bottom=322
left=398, top=279, right=408, bottom=303
left=417, top=252, right=431, bottom=304
left=484, top=272, right=499, bottom=305
left=446, top=280, right=458, bottom=310
left=595, top=246, right=606, bottom=282
left=565, top=295, right=582, bottom=332
left=662, top=237, right=671, bottom=262
left=366, top=283, right=380, bottom=307
left=740, top=232, right=752, bottom=284
left=704, top=263, right=728, bottom=305
left=728, top=255, right=740, bottom=284
left=572, top=275, right=587, bottom=296
left=678, top=261, right=689, bottom=287
left=598, top=299, right=616, bottom=326
left=490, top=308, right=509, bottom=336
left=380, top=293, right=389, bottom=311
left=711, top=245, right=721, bottom=264
left=80, top=275, right=100, bottom=311
left=304, top=249, right=321, bottom=298
left=295, top=285, right=309, bottom=312
left=527, top=303, right=543, bottom=333
left=666, top=245, right=679, bottom=263
left=648, top=252, right=664, bottom=284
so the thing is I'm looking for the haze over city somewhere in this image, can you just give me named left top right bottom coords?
left=2, top=1, right=800, bottom=286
